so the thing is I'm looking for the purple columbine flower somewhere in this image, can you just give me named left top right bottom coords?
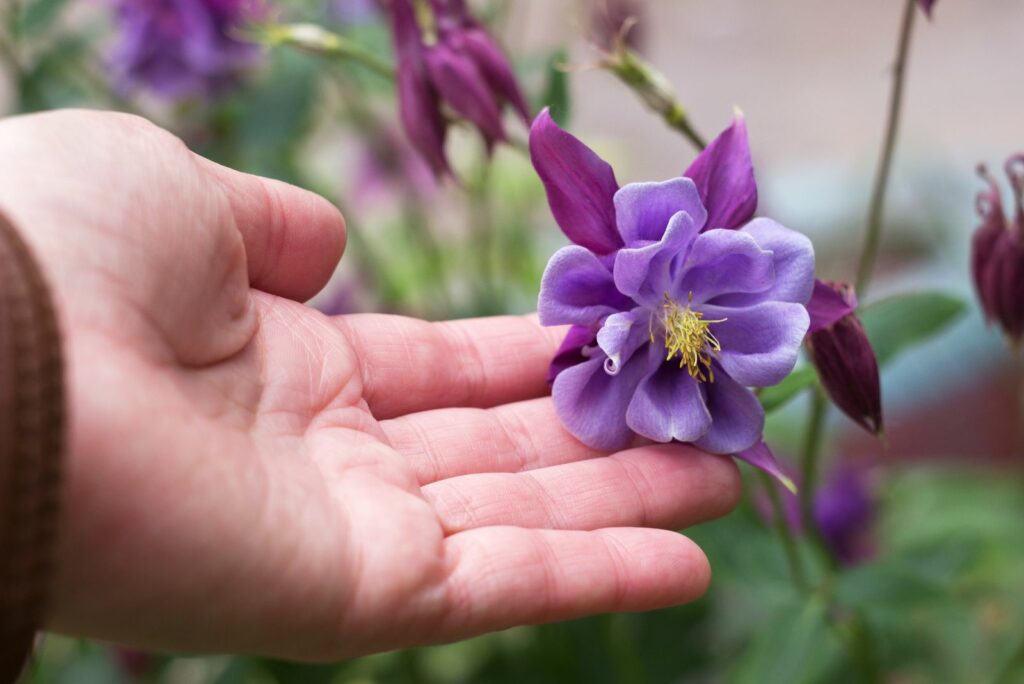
left=533, top=108, right=814, bottom=480
left=972, top=156, right=1024, bottom=347
left=806, top=280, right=884, bottom=435
left=383, top=0, right=529, bottom=175
left=108, top=0, right=264, bottom=100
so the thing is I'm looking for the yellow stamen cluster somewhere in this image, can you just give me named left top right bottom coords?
left=655, top=292, right=726, bottom=383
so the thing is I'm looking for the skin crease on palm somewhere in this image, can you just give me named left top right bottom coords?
left=0, top=110, right=742, bottom=661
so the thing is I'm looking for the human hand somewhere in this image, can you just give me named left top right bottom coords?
left=0, top=110, right=741, bottom=660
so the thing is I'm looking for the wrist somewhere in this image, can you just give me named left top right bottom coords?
left=0, top=209, right=66, bottom=682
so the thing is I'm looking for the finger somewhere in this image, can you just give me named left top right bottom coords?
left=434, top=527, right=710, bottom=640
left=334, top=314, right=567, bottom=419
left=423, top=444, right=741, bottom=534
left=380, top=397, right=603, bottom=485
left=200, top=158, right=347, bottom=301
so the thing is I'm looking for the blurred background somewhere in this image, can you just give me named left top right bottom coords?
left=3, top=0, right=1023, bottom=682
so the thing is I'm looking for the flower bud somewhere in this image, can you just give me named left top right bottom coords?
left=806, top=280, right=883, bottom=436
left=971, top=156, right=1024, bottom=346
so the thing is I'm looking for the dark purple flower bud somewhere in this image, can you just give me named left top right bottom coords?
left=529, top=108, right=623, bottom=255
left=454, top=26, right=531, bottom=124
left=387, top=0, right=450, bottom=176
left=813, top=462, right=876, bottom=565
left=971, top=156, right=1024, bottom=346
left=109, top=0, right=264, bottom=100
left=683, top=112, right=757, bottom=231
left=806, top=280, right=884, bottom=435
left=917, top=0, right=937, bottom=17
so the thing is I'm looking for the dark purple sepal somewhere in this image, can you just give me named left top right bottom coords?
left=807, top=278, right=857, bottom=333
left=683, top=112, right=757, bottom=231
left=423, top=38, right=506, bottom=146
left=457, top=26, right=531, bottom=124
left=734, top=440, right=796, bottom=493
left=529, top=108, right=623, bottom=255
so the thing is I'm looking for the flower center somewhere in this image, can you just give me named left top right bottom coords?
left=657, top=292, right=726, bottom=383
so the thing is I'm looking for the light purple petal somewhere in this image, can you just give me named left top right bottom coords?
left=529, top=109, right=622, bottom=254
left=596, top=307, right=651, bottom=374
left=613, top=211, right=700, bottom=308
left=675, top=229, right=774, bottom=305
left=551, top=351, right=652, bottom=451
left=539, top=246, right=631, bottom=326
left=613, top=178, right=708, bottom=244
left=547, top=324, right=598, bottom=383
left=701, top=301, right=809, bottom=387
left=807, top=279, right=857, bottom=333
left=693, top=370, right=764, bottom=454
left=683, top=113, right=757, bottom=231
left=735, top=441, right=796, bottom=493
left=735, top=218, right=816, bottom=305
left=626, top=358, right=712, bottom=443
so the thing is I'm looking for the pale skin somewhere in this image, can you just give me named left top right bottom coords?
left=0, top=110, right=741, bottom=660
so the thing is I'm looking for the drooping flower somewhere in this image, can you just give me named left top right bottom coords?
left=534, top=109, right=814, bottom=475
left=972, top=156, right=1024, bottom=347
left=108, top=0, right=264, bottom=100
left=806, top=280, right=884, bottom=435
left=383, top=0, right=529, bottom=175
left=813, top=462, right=877, bottom=565
left=759, top=459, right=877, bottom=566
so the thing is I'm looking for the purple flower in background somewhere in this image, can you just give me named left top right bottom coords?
left=813, top=462, right=877, bottom=565
left=806, top=280, right=884, bottom=435
left=383, top=0, right=530, bottom=175
left=972, top=156, right=1024, bottom=346
left=533, top=109, right=814, bottom=478
left=917, top=0, right=937, bottom=17
left=590, top=0, right=646, bottom=53
left=109, top=0, right=263, bottom=99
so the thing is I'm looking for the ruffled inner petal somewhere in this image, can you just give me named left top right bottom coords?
left=596, top=307, right=651, bottom=375
left=539, top=245, right=632, bottom=326
left=613, top=211, right=700, bottom=308
left=614, top=178, right=708, bottom=244
left=701, top=301, right=810, bottom=387
left=673, top=229, right=774, bottom=304
left=693, top=369, right=765, bottom=455
left=714, top=218, right=816, bottom=309
left=626, top=356, right=712, bottom=443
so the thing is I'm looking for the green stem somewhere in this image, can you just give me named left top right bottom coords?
left=855, top=0, right=917, bottom=295
left=760, top=471, right=807, bottom=590
left=798, top=389, right=839, bottom=570
left=257, top=23, right=395, bottom=79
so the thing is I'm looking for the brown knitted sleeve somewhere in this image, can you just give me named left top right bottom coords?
left=0, top=210, right=65, bottom=684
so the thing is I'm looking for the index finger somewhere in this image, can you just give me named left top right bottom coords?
left=333, top=313, right=567, bottom=419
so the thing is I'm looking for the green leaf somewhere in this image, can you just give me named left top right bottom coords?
left=759, top=365, right=817, bottom=413
left=539, top=48, right=570, bottom=126
left=730, top=598, right=841, bottom=684
left=16, top=0, right=70, bottom=36
left=859, top=292, right=966, bottom=366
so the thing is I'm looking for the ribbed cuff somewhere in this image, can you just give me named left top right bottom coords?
left=0, top=210, right=65, bottom=684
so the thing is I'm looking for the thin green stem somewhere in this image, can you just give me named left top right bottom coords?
left=799, top=389, right=840, bottom=571
left=760, top=471, right=807, bottom=590
left=856, top=0, right=917, bottom=295
left=257, top=23, right=395, bottom=79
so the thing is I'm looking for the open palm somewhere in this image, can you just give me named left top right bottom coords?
left=0, top=110, right=740, bottom=660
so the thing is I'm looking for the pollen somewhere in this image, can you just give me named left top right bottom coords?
left=655, top=292, right=726, bottom=383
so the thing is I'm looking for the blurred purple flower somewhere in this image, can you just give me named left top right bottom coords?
left=109, top=0, right=264, bottom=99
left=330, top=0, right=379, bottom=25
left=383, top=0, right=529, bottom=175
left=534, top=108, right=813, bottom=479
left=813, top=462, right=877, bottom=565
left=590, top=0, right=646, bottom=53
left=352, top=127, right=437, bottom=211
left=806, top=280, right=883, bottom=436
left=972, top=156, right=1024, bottom=347
left=917, top=0, right=937, bottom=17
left=759, top=460, right=877, bottom=566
